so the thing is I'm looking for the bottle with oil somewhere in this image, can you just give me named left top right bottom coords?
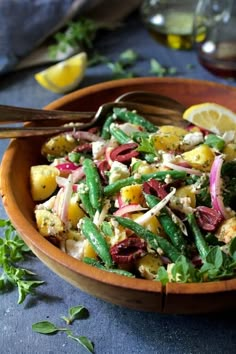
left=194, top=0, right=236, bottom=78
left=140, top=0, right=197, bottom=50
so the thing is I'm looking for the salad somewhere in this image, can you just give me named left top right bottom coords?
left=30, top=105, right=236, bottom=284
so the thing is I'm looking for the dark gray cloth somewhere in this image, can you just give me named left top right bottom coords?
left=0, top=0, right=141, bottom=74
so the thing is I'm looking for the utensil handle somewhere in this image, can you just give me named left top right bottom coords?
left=0, top=124, right=91, bottom=138
left=0, top=104, right=94, bottom=123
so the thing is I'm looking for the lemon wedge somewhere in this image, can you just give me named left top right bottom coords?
left=34, top=52, right=87, bottom=94
left=183, top=102, right=236, bottom=135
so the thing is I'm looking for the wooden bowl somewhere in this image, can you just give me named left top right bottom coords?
left=1, top=77, right=236, bottom=314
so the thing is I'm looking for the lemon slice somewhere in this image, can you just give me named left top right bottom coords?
left=34, top=52, right=87, bottom=94
left=183, top=102, right=236, bottom=135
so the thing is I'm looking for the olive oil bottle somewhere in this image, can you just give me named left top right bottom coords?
left=140, top=0, right=197, bottom=50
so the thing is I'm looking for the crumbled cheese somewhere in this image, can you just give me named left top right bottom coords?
left=182, top=132, right=204, bottom=148
left=92, top=141, right=106, bottom=160
left=65, top=239, right=85, bottom=260
left=118, top=122, right=141, bottom=136
left=164, top=174, right=173, bottom=184
left=109, top=161, right=130, bottom=184
left=36, top=195, right=56, bottom=210
left=169, top=196, right=195, bottom=215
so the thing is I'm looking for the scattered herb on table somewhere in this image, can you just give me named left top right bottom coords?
left=48, top=18, right=98, bottom=59
left=149, top=58, right=178, bottom=77
left=32, top=305, right=94, bottom=353
left=0, top=219, right=44, bottom=304
left=106, top=49, right=139, bottom=79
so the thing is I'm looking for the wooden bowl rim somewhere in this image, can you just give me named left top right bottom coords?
left=1, top=77, right=236, bottom=296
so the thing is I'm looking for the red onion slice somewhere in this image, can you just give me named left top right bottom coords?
left=164, top=161, right=203, bottom=176
left=113, top=204, right=148, bottom=217
left=209, top=155, right=229, bottom=219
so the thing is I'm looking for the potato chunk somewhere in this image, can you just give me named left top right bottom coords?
left=41, top=134, right=78, bottom=158
left=136, top=254, right=162, bottom=280
left=216, top=216, right=236, bottom=244
left=181, top=144, right=215, bottom=172
left=120, top=184, right=144, bottom=205
left=30, top=165, right=59, bottom=201
left=35, top=209, right=63, bottom=237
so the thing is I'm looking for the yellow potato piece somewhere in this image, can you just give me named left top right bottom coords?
left=152, top=132, right=184, bottom=151
left=175, top=185, right=196, bottom=208
left=223, top=143, right=236, bottom=162
left=41, top=134, right=78, bottom=158
left=35, top=209, right=63, bottom=237
left=131, top=212, right=163, bottom=235
left=30, top=165, right=59, bottom=201
left=158, top=125, right=188, bottom=137
left=120, top=184, right=144, bottom=205
left=68, top=197, right=85, bottom=228
left=216, top=217, right=236, bottom=244
left=83, top=239, right=97, bottom=259
left=136, top=254, right=163, bottom=280
left=181, top=144, right=215, bottom=172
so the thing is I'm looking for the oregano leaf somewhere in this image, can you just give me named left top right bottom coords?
left=32, top=321, right=60, bottom=334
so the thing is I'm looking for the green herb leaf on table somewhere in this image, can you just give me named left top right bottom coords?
left=32, top=306, right=94, bottom=353
left=61, top=305, right=89, bottom=325
left=66, top=332, right=94, bottom=353
left=32, top=321, right=62, bottom=334
left=150, top=58, right=178, bottom=77
left=0, top=219, right=44, bottom=304
left=48, top=18, right=98, bottom=59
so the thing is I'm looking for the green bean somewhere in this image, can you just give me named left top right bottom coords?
left=187, top=213, right=209, bottom=260
left=81, top=217, right=113, bottom=267
left=104, top=176, right=141, bottom=196
left=101, top=115, right=116, bottom=140
left=83, top=257, right=134, bottom=277
left=113, top=107, right=157, bottom=132
left=82, top=158, right=103, bottom=211
left=114, top=216, right=181, bottom=262
left=109, top=124, right=131, bottom=144
left=104, top=170, right=187, bottom=196
left=141, top=170, right=187, bottom=182
left=144, top=193, right=187, bottom=254
left=77, top=183, right=95, bottom=218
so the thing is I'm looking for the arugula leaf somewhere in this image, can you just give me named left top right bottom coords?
left=0, top=219, right=44, bottom=303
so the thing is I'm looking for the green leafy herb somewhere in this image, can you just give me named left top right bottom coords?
left=0, top=219, right=44, bottom=303
left=119, top=49, right=138, bottom=66
left=32, top=305, right=94, bottom=353
left=107, top=49, right=139, bottom=79
left=48, top=18, right=98, bottom=59
left=150, top=58, right=178, bottom=77
left=156, top=243, right=236, bottom=285
left=136, top=137, right=156, bottom=155
left=66, top=331, right=94, bottom=353
left=32, top=321, right=64, bottom=334
left=61, top=305, right=89, bottom=325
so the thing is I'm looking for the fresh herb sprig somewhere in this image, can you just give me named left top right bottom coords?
left=49, top=18, right=98, bottom=59
left=157, top=240, right=236, bottom=285
left=0, top=219, right=44, bottom=304
left=150, top=58, right=178, bottom=77
left=32, top=305, right=94, bottom=353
